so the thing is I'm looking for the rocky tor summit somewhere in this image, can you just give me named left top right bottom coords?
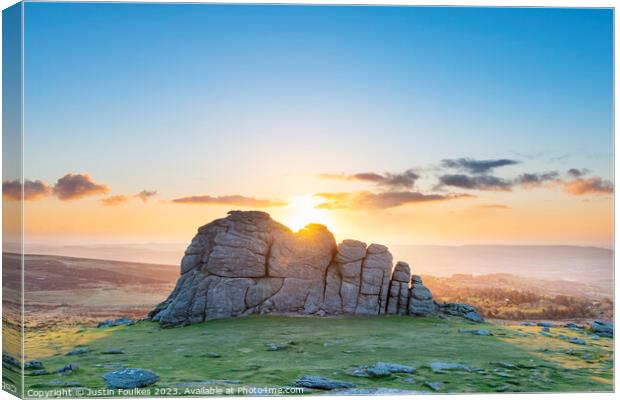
left=149, top=210, right=481, bottom=326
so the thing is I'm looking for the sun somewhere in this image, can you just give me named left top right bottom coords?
left=282, top=195, right=332, bottom=232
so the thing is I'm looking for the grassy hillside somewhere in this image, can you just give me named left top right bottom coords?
left=2, top=253, right=176, bottom=328
left=16, top=315, right=613, bottom=395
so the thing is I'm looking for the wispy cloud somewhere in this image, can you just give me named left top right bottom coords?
left=438, top=174, right=513, bottom=191
left=441, top=158, right=519, bottom=174
left=567, top=168, right=589, bottom=178
left=438, top=164, right=612, bottom=197
left=475, top=203, right=511, bottom=210
left=314, top=190, right=473, bottom=210
left=101, top=195, right=129, bottom=206
left=515, top=169, right=612, bottom=195
left=561, top=177, right=613, bottom=196
left=135, top=190, right=157, bottom=202
left=172, top=195, right=287, bottom=207
left=320, top=169, right=420, bottom=189
left=514, top=172, right=559, bottom=188
left=53, top=173, right=110, bottom=200
left=2, top=179, right=52, bottom=201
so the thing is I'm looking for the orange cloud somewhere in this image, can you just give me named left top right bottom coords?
left=2, top=180, right=52, bottom=201
left=53, top=173, right=110, bottom=200
left=320, top=169, right=419, bottom=189
left=475, top=203, right=511, bottom=210
left=101, top=195, right=129, bottom=206
left=561, top=177, right=613, bottom=196
left=172, top=195, right=287, bottom=207
left=314, top=191, right=473, bottom=210
left=135, top=190, right=157, bottom=202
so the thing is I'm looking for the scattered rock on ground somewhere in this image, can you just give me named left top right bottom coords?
left=2, top=353, right=20, bottom=369
left=295, top=376, right=355, bottom=390
left=375, top=362, right=415, bottom=373
left=536, top=322, right=555, bottom=328
left=590, top=320, right=613, bottom=338
left=347, top=362, right=415, bottom=377
left=66, top=348, right=89, bottom=356
left=464, top=311, right=484, bottom=323
left=103, top=368, right=160, bottom=389
left=25, top=360, right=44, bottom=370
left=569, top=338, right=586, bottom=345
left=97, top=316, right=136, bottom=329
left=430, top=362, right=471, bottom=372
left=366, top=364, right=391, bottom=377
left=56, top=363, right=79, bottom=374
left=30, top=370, right=50, bottom=376
left=101, top=349, right=125, bottom=355
left=439, top=303, right=484, bottom=323
left=2, top=353, right=21, bottom=373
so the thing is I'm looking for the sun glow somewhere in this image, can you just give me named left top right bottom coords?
left=281, top=195, right=332, bottom=232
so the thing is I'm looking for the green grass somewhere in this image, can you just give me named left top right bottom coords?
left=12, top=316, right=614, bottom=395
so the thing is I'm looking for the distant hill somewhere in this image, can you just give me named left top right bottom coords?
left=24, top=243, right=614, bottom=287
left=22, top=242, right=614, bottom=292
left=23, top=242, right=186, bottom=265
left=2, top=253, right=178, bottom=328
left=390, top=245, right=613, bottom=293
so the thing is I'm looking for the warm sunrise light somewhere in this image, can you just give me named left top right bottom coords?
left=281, top=195, right=332, bottom=232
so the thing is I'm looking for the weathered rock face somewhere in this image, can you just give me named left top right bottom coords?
left=149, top=211, right=336, bottom=325
left=323, top=240, right=367, bottom=314
left=387, top=262, right=411, bottom=315
left=409, top=275, right=438, bottom=316
left=149, top=211, right=452, bottom=326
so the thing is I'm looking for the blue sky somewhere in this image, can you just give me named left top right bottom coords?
left=24, top=4, right=613, bottom=186
left=15, top=3, right=614, bottom=246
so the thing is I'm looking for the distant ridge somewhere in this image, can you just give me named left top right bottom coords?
left=19, top=242, right=612, bottom=292
left=390, top=244, right=613, bottom=292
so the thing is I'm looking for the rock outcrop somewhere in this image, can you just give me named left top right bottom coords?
left=149, top=211, right=475, bottom=326
left=590, top=320, right=613, bottom=338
